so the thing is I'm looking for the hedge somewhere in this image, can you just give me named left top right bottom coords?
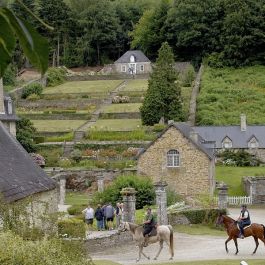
left=58, top=218, right=86, bottom=238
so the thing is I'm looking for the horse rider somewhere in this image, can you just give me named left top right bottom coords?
left=238, top=204, right=251, bottom=239
left=143, top=208, right=155, bottom=247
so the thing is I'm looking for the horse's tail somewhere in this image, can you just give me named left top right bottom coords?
left=167, top=225, right=174, bottom=258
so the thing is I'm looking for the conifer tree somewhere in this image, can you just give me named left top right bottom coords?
left=140, top=42, right=183, bottom=125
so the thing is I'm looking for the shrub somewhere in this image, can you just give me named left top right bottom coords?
left=92, top=175, right=155, bottom=209
left=67, top=205, right=86, bottom=215
left=46, top=67, right=66, bottom=87
left=70, top=149, right=82, bottom=163
left=166, top=188, right=184, bottom=206
left=26, top=93, right=40, bottom=100
left=21, top=83, right=43, bottom=99
left=30, top=153, right=45, bottom=167
left=3, top=65, right=16, bottom=86
left=58, top=157, right=72, bottom=167
left=182, top=64, right=196, bottom=86
left=152, top=123, right=166, bottom=132
left=33, top=136, right=45, bottom=144
left=122, top=147, right=139, bottom=158
left=58, top=218, right=86, bottom=238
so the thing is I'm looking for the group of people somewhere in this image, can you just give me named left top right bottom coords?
left=82, top=202, right=124, bottom=232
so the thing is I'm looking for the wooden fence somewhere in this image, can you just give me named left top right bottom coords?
left=215, top=196, right=253, bottom=205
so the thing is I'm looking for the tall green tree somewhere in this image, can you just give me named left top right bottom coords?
left=140, top=42, right=183, bottom=125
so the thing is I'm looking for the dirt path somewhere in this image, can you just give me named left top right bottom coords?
left=91, top=208, right=265, bottom=264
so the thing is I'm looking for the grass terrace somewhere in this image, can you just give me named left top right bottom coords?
left=121, top=79, right=148, bottom=91
left=197, top=65, right=265, bottom=125
left=89, top=119, right=142, bottom=131
left=32, top=120, right=86, bottom=132
left=101, top=103, right=141, bottom=113
left=43, top=80, right=123, bottom=94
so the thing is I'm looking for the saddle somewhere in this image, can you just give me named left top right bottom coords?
left=148, top=227, right=157, bottom=237
left=236, top=223, right=252, bottom=231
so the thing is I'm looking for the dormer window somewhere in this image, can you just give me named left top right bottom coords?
left=167, top=150, right=180, bottom=167
left=222, top=137, right=232, bottom=149
left=130, top=55, right=135, bottom=63
left=248, top=136, right=259, bottom=149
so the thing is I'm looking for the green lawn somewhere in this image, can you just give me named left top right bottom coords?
left=43, top=80, right=123, bottom=94
left=65, top=191, right=89, bottom=205
left=197, top=65, right=265, bottom=125
left=121, top=79, right=148, bottom=91
left=89, top=119, right=142, bottom=131
left=32, top=120, right=86, bottom=132
left=216, top=166, right=265, bottom=195
left=101, top=103, right=141, bottom=113
left=140, top=261, right=265, bottom=265
left=174, top=224, right=225, bottom=236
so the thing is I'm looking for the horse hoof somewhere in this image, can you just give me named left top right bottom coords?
left=154, top=258, right=157, bottom=260
left=136, top=259, right=139, bottom=263
left=169, top=257, right=173, bottom=260
left=147, top=257, right=150, bottom=260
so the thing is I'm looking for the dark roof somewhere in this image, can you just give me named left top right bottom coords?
left=115, top=50, right=150, bottom=63
left=193, top=126, right=265, bottom=148
left=137, top=122, right=214, bottom=160
left=0, top=122, right=57, bottom=202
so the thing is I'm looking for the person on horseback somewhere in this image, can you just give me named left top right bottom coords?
left=143, top=208, right=155, bottom=247
left=238, top=204, right=251, bottom=239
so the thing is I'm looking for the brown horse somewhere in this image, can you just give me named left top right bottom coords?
left=118, top=221, right=174, bottom=262
left=216, top=212, right=265, bottom=254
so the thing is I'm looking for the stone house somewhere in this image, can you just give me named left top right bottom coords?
left=193, top=114, right=265, bottom=162
left=243, top=176, right=265, bottom=204
left=137, top=123, right=215, bottom=197
left=114, top=50, right=151, bottom=75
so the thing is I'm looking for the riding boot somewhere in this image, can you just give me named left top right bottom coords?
left=143, top=235, right=148, bottom=247
left=239, top=229, right=244, bottom=239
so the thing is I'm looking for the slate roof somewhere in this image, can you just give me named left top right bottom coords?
left=137, top=122, right=214, bottom=159
left=0, top=122, right=57, bottom=202
left=193, top=126, right=265, bottom=148
left=115, top=50, right=150, bottom=63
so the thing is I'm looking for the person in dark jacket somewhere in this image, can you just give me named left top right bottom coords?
left=143, top=208, right=155, bottom=247
left=238, top=204, right=251, bottom=239
left=95, top=204, right=104, bottom=231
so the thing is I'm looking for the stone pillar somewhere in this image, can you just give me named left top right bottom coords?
left=0, top=78, right=5, bottom=113
left=154, top=181, right=168, bottom=225
left=97, top=175, right=104, bottom=192
left=120, top=187, right=136, bottom=223
left=59, top=176, right=66, bottom=205
left=217, top=183, right=228, bottom=209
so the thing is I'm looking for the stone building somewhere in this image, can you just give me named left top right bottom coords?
left=243, top=176, right=265, bottom=204
left=137, top=123, right=215, bottom=197
left=114, top=50, right=151, bottom=75
left=194, top=114, right=265, bottom=162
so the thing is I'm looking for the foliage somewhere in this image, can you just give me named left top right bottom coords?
left=58, top=218, right=86, bottom=238
left=166, top=188, right=184, bottom=206
left=21, top=82, right=43, bottom=99
left=29, top=153, right=45, bottom=167
left=16, top=117, right=37, bottom=152
left=67, top=205, right=86, bottom=216
left=92, top=175, right=155, bottom=209
left=58, top=157, right=72, bottom=167
left=46, top=67, right=66, bottom=87
left=3, top=64, right=16, bottom=86
left=36, top=146, right=62, bottom=167
left=181, top=64, right=196, bottom=87
left=0, top=3, right=48, bottom=77
left=70, top=149, right=82, bottom=163
left=140, top=42, right=184, bottom=125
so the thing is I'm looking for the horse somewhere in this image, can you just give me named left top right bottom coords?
left=216, top=212, right=265, bottom=255
left=118, top=221, right=174, bottom=262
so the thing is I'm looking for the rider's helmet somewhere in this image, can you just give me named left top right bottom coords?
left=241, top=204, right=247, bottom=208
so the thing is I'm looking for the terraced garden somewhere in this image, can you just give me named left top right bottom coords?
left=196, top=65, right=265, bottom=125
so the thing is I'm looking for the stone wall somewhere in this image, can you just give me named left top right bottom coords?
left=137, top=127, right=215, bottom=196
left=243, top=176, right=265, bottom=204
left=114, top=62, right=152, bottom=75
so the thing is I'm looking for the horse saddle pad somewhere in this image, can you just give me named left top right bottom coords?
left=237, top=223, right=252, bottom=230
left=148, top=228, right=157, bottom=237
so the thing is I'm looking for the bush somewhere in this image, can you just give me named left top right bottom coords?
left=27, top=93, right=41, bottom=100
left=46, top=67, right=66, bottom=87
left=152, top=123, right=166, bottom=132
left=67, top=205, right=86, bottom=215
left=58, top=218, right=86, bottom=238
left=3, top=65, right=16, bottom=86
left=30, top=153, right=45, bottom=167
left=21, top=83, right=43, bottom=99
left=58, top=157, right=72, bottom=167
left=92, top=175, right=155, bottom=209
left=70, top=149, right=82, bottom=163
left=182, top=65, right=195, bottom=86
left=166, top=188, right=184, bottom=206
left=33, top=136, right=45, bottom=144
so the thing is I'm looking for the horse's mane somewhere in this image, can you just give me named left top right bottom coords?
left=127, top=222, right=141, bottom=234
left=223, top=214, right=236, bottom=223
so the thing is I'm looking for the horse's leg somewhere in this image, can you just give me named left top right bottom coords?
left=225, top=236, right=232, bottom=253
left=252, top=236, right=259, bottom=254
left=140, top=246, right=150, bottom=260
left=136, top=245, right=142, bottom=262
left=154, top=240, right=163, bottom=260
left=233, top=237, right=239, bottom=255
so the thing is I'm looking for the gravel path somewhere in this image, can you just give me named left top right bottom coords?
left=91, top=208, right=265, bottom=264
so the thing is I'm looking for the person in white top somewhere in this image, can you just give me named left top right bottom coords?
left=82, top=205, right=94, bottom=233
left=238, top=204, right=251, bottom=239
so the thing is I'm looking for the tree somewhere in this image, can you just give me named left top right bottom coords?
left=140, top=42, right=184, bottom=125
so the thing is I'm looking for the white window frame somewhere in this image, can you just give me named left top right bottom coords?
left=248, top=138, right=259, bottom=148
left=167, top=150, right=180, bottom=168
left=222, top=137, right=233, bottom=149
left=140, top=65, right=144, bottom=72
left=121, top=65, right=126, bottom=72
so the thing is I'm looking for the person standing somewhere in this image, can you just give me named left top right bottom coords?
left=95, top=204, right=104, bottom=231
left=105, top=202, right=115, bottom=230
left=115, top=202, right=122, bottom=229
left=238, top=204, right=251, bottom=239
left=82, top=204, right=94, bottom=235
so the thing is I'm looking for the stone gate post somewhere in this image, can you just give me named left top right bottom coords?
left=154, top=181, right=168, bottom=225
left=59, top=175, right=66, bottom=205
left=97, top=175, right=104, bottom=192
left=120, top=187, right=136, bottom=223
left=218, top=183, right=228, bottom=209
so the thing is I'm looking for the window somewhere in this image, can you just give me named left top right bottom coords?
left=167, top=150, right=180, bottom=167
left=248, top=137, right=259, bottom=148
left=140, top=65, right=144, bottom=71
left=130, top=55, right=135, bottom=63
left=121, top=65, right=126, bottom=72
left=222, top=137, right=232, bottom=149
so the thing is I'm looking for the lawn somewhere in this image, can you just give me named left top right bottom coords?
left=32, top=120, right=86, bottom=132
left=65, top=191, right=89, bottom=205
left=89, top=119, right=142, bottom=131
left=215, top=166, right=265, bottom=195
left=43, top=80, right=123, bottom=94
left=121, top=79, right=148, bottom=91
left=101, top=103, right=141, bottom=113
left=197, top=65, right=265, bottom=125
left=174, top=224, right=225, bottom=236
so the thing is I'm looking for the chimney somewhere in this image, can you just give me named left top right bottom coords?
left=240, top=114, right=247, bottom=132
left=0, top=78, right=5, bottom=113
left=190, top=131, right=199, bottom=143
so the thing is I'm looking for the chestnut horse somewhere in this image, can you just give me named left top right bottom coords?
left=216, top=212, right=265, bottom=254
left=118, top=222, right=174, bottom=262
